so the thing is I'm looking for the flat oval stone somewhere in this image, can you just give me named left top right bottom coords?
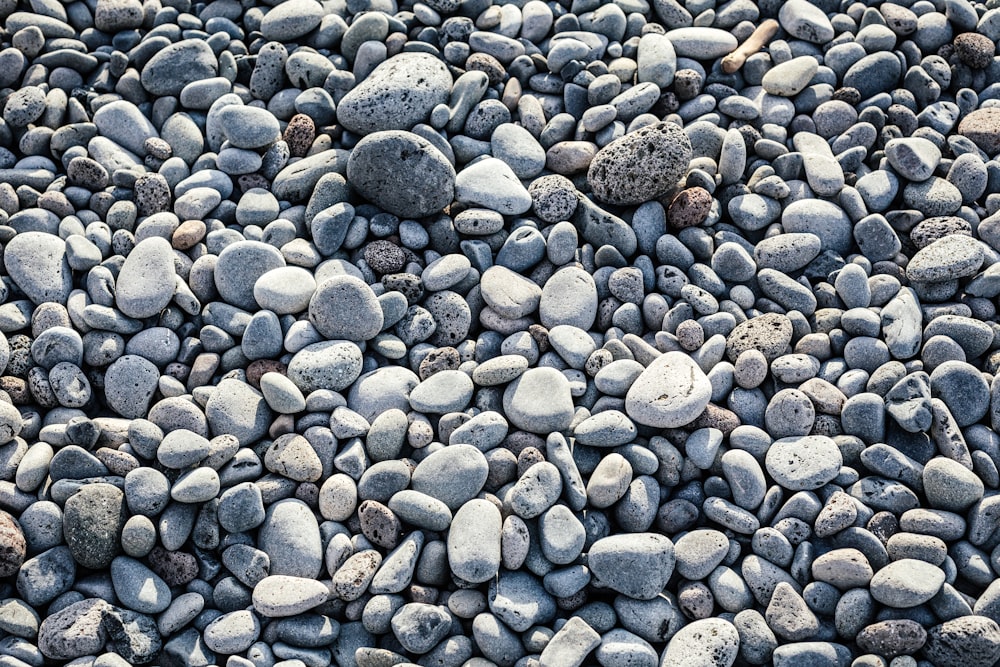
left=346, top=130, right=455, bottom=219
left=448, top=498, right=502, bottom=583
left=663, top=27, right=738, bottom=58
left=869, top=558, right=945, bottom=608
left=4, top=232, right=73, bottom=305
left=411, top=444, right=488, bottom=510
left=111, top=556, right=171, bottom=614
left=587, top=533, right=674, bottom=600
left=958, top=108, right=1000, bottom=154
left=257, top=499, right=323, bottom=579
left=286, top=340, right=364, bottom=394
left=337, top=53, right=452, bottom=135
left=259, top=0, right=324, bottom=40
left=765, top=435, right=843, bottom=491
left=587, top=121, right=692, bottom=206
left=905, top=234, right=985, bottom=283
left=252, top=575, right=328, bottom=617
left=116, top=237, right=176, bottom=319
left=205, top=378, right=272, bottom=446
left=625, top=351, right=711, bottom=428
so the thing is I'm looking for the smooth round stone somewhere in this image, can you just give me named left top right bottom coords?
left=869, top=559, right=945, bottom=608
left=218, top=105, right=281, bottom=150
left=252, top=575, right=329, bottom=617
left=754, top=233, right=821, bottom=272
left=625, top=351, right=711, bottom=428
left=203, top=609, right=261, bottom=655
left=502, top=367, right=575, bottom=434
left=337, top=53, right=452, bottom=135
left=140, top=39, right=218, bottom=96
left=761, top=56, right=818, bottom=96
left=411, top=444, right=488, bottom=510
left=157, top=428, right=211, bottom=469
left=905, top=234, right=984, bottom=283
left=258, top=499, right=323, bottom=579
left=491, top=123, right=546, bottom=179
left=259, top=0, right=324, bottom=40
left=253, top=266, right=317, bottom=315
left=843, top=51, right=902, bottom=100
left=448, top=498, right=502, bottom=583
left=810, top=548, right=873, bottom=589
left=588, top=533, right=675, bottom=600
left=170, top=467, right=220, bottom=503
left=587, top=453, right=632, bottom=509
left=4, top=232, right=73, bottom=305
left=116, top=237, right=176, bottom=319
left=346, top=130, right=456, bottom=219
left=308, top=275, right=383, bottom=342
left=765, top=435, right=842, bottom=491
left=111, top=556, right=171, bottom=613
left=204, top=378, right=272, bottom=446
left=922, top=456, right=984, bottom=511
left=587, top=121, right=692, bottom=206
left=408, top=370, right=474, bottom=414
left=673, top=529, right=729, bottom=581
left=781, top=199, right=852, bottom=255
left=103, top=354, right=159, bottom=420
left=539, top=267, right=599, bottom=330
left=663, top=27, right=738, bottom=58
left=660, top=618, right=740, bottom=666
left=930, top=360, right=989, bottom=426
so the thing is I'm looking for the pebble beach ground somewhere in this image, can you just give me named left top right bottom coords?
left=3, top=0, right=1000, bottom=665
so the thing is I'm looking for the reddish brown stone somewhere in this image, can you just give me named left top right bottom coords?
left=668, top=186, right=712, bottom=228
left=0, top=510, right=25, bottom=577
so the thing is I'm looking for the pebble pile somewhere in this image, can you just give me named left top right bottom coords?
left=4, top=0, right=1000, bottom=665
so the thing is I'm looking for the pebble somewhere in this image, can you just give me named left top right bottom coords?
left=869, top=559, right=946, bottom=608
left=587, top=121, right=692, bottom=206
left=346, top=130, right=455, bottom=219
left=337, top=53, right=452, bottom=135
left=625, top=351, right=711, bottom=428
left=0, top=0, right=996, bottom=663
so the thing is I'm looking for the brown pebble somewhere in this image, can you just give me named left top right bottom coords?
left=516, top=446, right=545, bottom=477
left=0, top=377, right=30, bottom=405
left=954, top=32, right=996, bottom=69
left=172, top=219, right=207, bottom=250
left=958, top=108, right=1000, bottom=154
left=418, top=347, right=461, bottom=380
left=690, top=403, right=741, bottom=435
left=668, top=187, right=712, bottom=229
left=284, top=113, right=316, bottom=158
left=466, top=52, right=506, bottom=86
left=246, top=360, right=287, bottom=389
left=94, top=447, right=140, bottom=476
left=0, top=510, right=25, bottom=577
